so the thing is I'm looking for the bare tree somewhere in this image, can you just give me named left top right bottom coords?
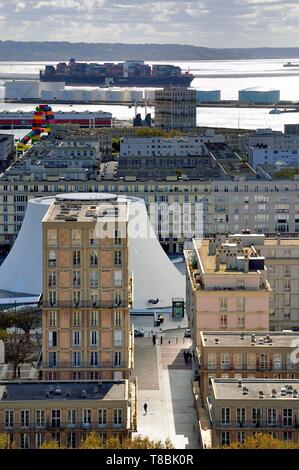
left=14, top=307, right=41, bottom=342
left=5, top=332, right=34, bottom=378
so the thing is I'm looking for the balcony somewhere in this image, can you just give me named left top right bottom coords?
left=43, top=301, right=120, bottom=309
left=203, top=364, right=297, bottom=372
left=213, top=420, right=299, bottom=430
left=42, top=361, right=127, bottom=369
left=1, top=421, right=128, bottom=432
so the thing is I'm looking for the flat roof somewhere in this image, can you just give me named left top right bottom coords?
left=0, top=381, right=127, bottom=402
left=212, top=379, right=299, bottom=401
left=200, top=331, right=299, bottom=348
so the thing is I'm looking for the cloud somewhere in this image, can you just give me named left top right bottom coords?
left=0, top=0, right=298, bottom=47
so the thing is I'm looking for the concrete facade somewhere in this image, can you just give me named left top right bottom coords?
left=155, top=88, right=196, bottom=130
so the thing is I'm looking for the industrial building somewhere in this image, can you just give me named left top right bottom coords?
left=238, top=87, right=280, bottom=104
left=196, top=89, right=221, bottom=103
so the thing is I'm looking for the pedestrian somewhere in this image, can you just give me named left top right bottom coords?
left=183, top=350, right=187, bottom=363
left=160, top=336, right=163, bottom=345
left=17, top=366, right=21, bottom=378
left=152, top=334, right=156, bottom=346
left=143, top=403, right=148, bottom=415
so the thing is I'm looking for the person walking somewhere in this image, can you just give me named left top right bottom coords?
left=143, top=403, right=148, bottom=415
left=160, top=336, right=163, bottom=345
left=152, top=334, right=156, bottom=346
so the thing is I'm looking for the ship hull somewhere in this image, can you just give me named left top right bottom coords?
left=40, top=74, right=194, bottom=87
left=0, top=116, right=112, bottom=129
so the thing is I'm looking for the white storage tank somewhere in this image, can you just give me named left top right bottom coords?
left=130, top=90, right=143, bottom=102
left=41, top=90, right=54, bottom=100
left=5, top=80, right=40, bottom=100
left=39, top=81, right=65, bottom=93
left=239, top=87, right=280, bottom=104
left=196, top=88, right=221, bottom=103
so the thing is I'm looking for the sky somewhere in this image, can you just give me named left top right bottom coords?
left=0, top=0, right=299, bottom=48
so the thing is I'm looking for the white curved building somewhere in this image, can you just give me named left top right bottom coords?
left=0, top=194, right=185, bottom=310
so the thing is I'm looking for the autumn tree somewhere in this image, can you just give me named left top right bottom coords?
left=0, top=432, right=12, bottom=449
left=79, top=432, right=104, bottom=449
left=40, top=440, right=63, bottom=449
left=223, top=433, right=299, bottom=449
left=79, top=433, right=174, bottom=449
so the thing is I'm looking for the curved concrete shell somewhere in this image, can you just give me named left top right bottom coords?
left=0, top=194, right=185, bottom=309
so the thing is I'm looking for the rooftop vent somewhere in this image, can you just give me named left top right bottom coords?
left=2, top=390, right=8, bottom=399
left=49, top=385, right=54, bottom=393
left=81, top=389, right=87, bottom=399
left=280, top=388, right=287, bottom=396
left=66, top=390, right=71, bottom=398
left=240, top=332, right=245, bottom=340
left=258, top=338, right=264, bottom=345
left=214, top=338, right=219, bottom=344
left=293, top=389, right=298, bottom=398
left=258, top=390, right=265, bottom=398
left=55, top=386, right=61, bottom=395
left=237, top=380, right=242, bottom=388
left=44, top=391, right=50, bottom=399
left=271, top=389, right=277, bottom=398
left=242, top=386, right=249, bottom=395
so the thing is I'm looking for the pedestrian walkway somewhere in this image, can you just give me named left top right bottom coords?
left=132, top=337, right=200, bottom=449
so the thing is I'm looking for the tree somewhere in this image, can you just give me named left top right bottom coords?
left=79, top=433, right=174, bottom=449
left=40, top=440, right=62, bottom=449
left=13, top=307, right=41, bottom=342
left=0, top=432, right=11, bottom=449
left=112, top=138, right=120, bottom=153
left=223, top=433, right=299, bottom=449
left=4, top=331, right=34, bottom=378
left=0, top=311, right=14, bottom=331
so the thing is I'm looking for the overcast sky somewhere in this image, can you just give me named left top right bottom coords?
left=0, top=0, right=299, bottom=48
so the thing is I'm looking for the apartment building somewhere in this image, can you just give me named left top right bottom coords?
left=41, top=193, right=133, bottom=381
left=209, top=378, right=299, bottom=447
left=0, top=380, right=136, bottom=448
left=154, top=87, right=196, bottom=130
left=0, top=134, right=14, bottom=171
left=184, top=235, right=270, bottom=346
left=227, top=233, right=299, bottom=331
left=198, top=331, right=299, bottom=400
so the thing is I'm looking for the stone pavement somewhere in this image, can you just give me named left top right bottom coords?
left=132, top=335, right=201, bottom=449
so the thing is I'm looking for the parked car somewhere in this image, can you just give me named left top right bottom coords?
left=184, top=328, right=191, bottom=338
left=134, top=328, right=144, bottom=337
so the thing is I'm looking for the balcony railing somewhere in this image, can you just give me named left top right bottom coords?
left=212, top=420, right=299, bottom=430
left=42, top=361, right=127, bottom=369
left=0, top=421, right=127, bottom=432
left=43, top=301, right=127, bottom=309
left=206, top=365, right=297, bottom=372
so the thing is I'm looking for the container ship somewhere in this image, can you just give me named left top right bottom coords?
left=283, top=62, right=299, bottom=67
left=40, top=58, right=194, bottom=87
left=0, top=110, right=112, bottom=129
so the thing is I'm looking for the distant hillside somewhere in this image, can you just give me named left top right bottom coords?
left=1, top=41, right=299, bottom=61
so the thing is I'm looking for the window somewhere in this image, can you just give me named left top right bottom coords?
left=114, top=250, right=122, bottom=267
left=21, top=410, right=30, bottom=428
left=48, top=271, right=56, bottom=288
left=238, top=314, right=245, bottom=328
left=113, top=409, right=122, bottom=426
left=284, top=279, right=291, bottom=291
left=90, top=330, right=98, bottom=347
left=260, top=353, right=269, bottom=370
left=220, top=298, right=227, bottom=311
left=220, top=315, right=227, bottom=328
left=73, top=331, right=81, bottom=347
left=35, top=433, right=44, bottom=448
left=283, top=431, right=292, bottom=442
left=48, top=250, right=56, bottom=267
left=284, top=309, right=291, bottom=320
left=20, top=433, right=30, bottom=449
left=67, top=433, right=77, bottom=449
left=221, top=431, right=230, bottom=446
left=221, top=408, right=230, bottom=425
left=73, top=271, right=81, bottom=288
left=67, top=410, right=76, bottom=428
left=5, top=410, right=13, bottom=429
left=114, top=311, right=122, bottom=327
left=237, top=431, right=245, bottom=444
left=72, top=311, right=81, bottom=327
left=284, top=265, right=291, bottom=277
left=82, top=409, right=91, bottom=429
left=73, top=250, right=80, bottom=267
left=36, top=410, right=45, bottom=428
left=90, top=291, right=99, bottom=307
left=247, top=353, right=256, bottom=370
left=73, top=352, right=81, bottom=367
left=221, top=353, right=230, bottom=370
left=234, top=353, right=243, bottom=370
left=273, top=354, right=282, bottom=370
left=98, top=409, right=107, bottom=426
left=252, top=408, right=262, bottom=427
left=52, top=410, right=61, bottom=429
left=208, top=353, right=216, bottom=370
left=267, top=409, right=277, bottom=426
left=47, top=230, right=57, bottom=246
left=90, top=351, right=99, bottom=367
left=49, top=311, right=57, bottom=327
left=90, top=250, right=98, bottom=267
left=115, top=229, right=122, bottom=245
left=237, top=298, right=245, bottom=311
left=237, top=408, right=245, bottom=426
left=114, top=330, right=122, bottom=348
left=73, top=291, right=81, bottom=306
left=114, top=351, right=121, bottom=367
left=89, top=229, right=97, bottom=246
left=114, top=292, right=122, bottom=307
left=72, top=229, right=81, bottom=245
left=284, top=294, right=291, bottom=306
left=90, top=311, right=99, bottom=326
left=283, top=409, right=293, bottom=427
left=49, top=351, right=57, bottom=367
left=114, top=271, right=122, bottom=288
left=48, top=291, right=57, bottom=306
left=90, top=271, right=99, bottom=288
left=48, top=331, right=57, bottom=348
